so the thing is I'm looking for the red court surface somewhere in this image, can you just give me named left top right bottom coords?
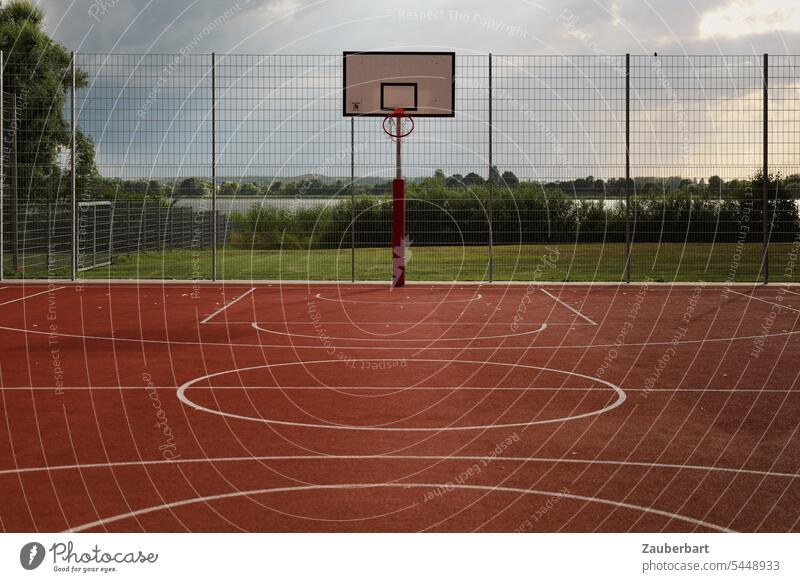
left=0, top=281, right=798, bottom=532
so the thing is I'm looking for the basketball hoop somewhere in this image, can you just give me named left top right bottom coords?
left=382, top=108, right=414, bottom=139
left=343, top=52, right=456, bottom=288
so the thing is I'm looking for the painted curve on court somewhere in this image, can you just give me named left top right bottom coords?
left=176, top=359, right=627, bottom=432
left=66, top=482, right=733, bottom=533
left=250, top=321, right=548, bottom=341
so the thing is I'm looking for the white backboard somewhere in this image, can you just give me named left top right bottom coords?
left=343, top=52, right=455, bottom=117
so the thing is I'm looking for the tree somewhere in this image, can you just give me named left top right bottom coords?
left=75, top=131, right=98, bottom=198
left=749, top=171, right=798, bottom=235
left=1, top=0, right=94, bottom=200
left=174, top=177, right=209, bottom=198
left=219, top=182, right=239, bottom=197
left=446, top=174, right=463, bottom=188
left=238, top=182, right=260, bottom=197
left=708, top=175, right=723, bottom=194
left=462, top=172, right=484, bottom=186
left=489, top=165, right=500, bottom=184
left=593, top=178, right=604, bottom=195
left=574, top=177, right=591, bottom=195
left=501, top=170, right=519, bottom=188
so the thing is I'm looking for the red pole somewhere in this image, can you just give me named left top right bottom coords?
left=392, top=177, right=405, bottom=287
left=392, top=108, right=405, bottom=288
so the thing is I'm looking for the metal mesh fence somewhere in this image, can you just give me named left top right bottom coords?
left=769, top=55, right=800, bottom=283
left=1, top=52, right=798, bottom=283
left=215, top=54, right=353, bottom=281
left=630, top=55, right=764, bottom=282
left=75, top=53, right=214, bottom=280
left=493, top=55, right=626, bottom=281
left=77, top=201, right=112, bottom=272
left=1, top=51, right=73, bottom=279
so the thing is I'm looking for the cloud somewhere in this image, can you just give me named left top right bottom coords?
left=34, top=0, right=800, bottom=56
left=699, top=0, right=800, bottom=39
left=257, top=0, right=302, bottom=18
left=26, top=0, right=799, bottom=181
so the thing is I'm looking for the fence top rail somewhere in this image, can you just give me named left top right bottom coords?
left=40, top=52, right=799, bottom=58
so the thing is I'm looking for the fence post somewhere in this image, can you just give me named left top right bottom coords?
left=11, top=90, right=18, bottom=275
left=762, top=53, right=769, bottom=284
left=92, top=205, right=97, bottom=267
left=624, top=53, right=631, bottom=284
left=70, top=52, right=77, bottom=280
left=488, top=53, right=493, bottom=283
left=183, top=208, right=187, bottom=249
left=124, top=202, right=130, bottom=254
left=46, top=203, right=51, bottom=273
left=211, top=52, right=217, bottom=282
left=350, top=116, right=355, bottom=283
left=145, top=201, right=152, bottom=251
left=0, top=50, right=3, bottom=281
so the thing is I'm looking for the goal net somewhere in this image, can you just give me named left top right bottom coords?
left=77, top=201, right=113, bottom=272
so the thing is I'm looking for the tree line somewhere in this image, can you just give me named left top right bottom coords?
left=229, top=173, right=799, bottom=250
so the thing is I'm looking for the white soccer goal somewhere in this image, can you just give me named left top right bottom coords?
left=77, top=200, right=113, bottom=272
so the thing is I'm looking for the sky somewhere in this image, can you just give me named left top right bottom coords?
left=38, top=0, right=800, bottom=56
left=28, top=0, right=800, bottom=182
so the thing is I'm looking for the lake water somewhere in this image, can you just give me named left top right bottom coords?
left=173, top=197, right=344, bottom=214
left=173, top=196, right=799, bottom=215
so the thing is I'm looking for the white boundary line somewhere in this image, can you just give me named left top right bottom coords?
left=540, top=288, right=597, bottom=325
left=64, top=482, right=734, bottom=533
left=208, top=320, right=578, bottom=326
left=314, top=292, right=483, bottom=305
left=2, top=322, right=799, bottom=350
left=0, top=286, right=65, bottom=307
left=251, top=321, right=547, bottom=342
left=726, top=289, right=800, bottom=313
left=206, top=320, right=585, bottom=327
left=2, top=279, right=793, bottom=287
left=3, top=454, right=795, bottom=480
left=199, top=287, right=256, bottom=324
left=2, top=386, right=795, bottom=393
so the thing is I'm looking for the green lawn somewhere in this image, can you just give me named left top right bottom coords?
left=45, top=242, right=798, bottom=282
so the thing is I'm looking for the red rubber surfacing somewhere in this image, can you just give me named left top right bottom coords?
left=0, top=282, right=798, bottom=532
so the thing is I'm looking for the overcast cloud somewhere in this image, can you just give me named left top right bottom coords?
left=26, top=0, right=800, bottom=181
left=37, top=0, right=800, bottom=56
